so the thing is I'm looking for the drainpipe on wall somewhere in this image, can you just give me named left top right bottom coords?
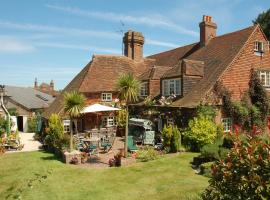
left=0, top=85, right=10, bottom=136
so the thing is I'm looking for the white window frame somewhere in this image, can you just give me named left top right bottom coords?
left=140, top=82, right=149, bottom=97
left=63, top=120, right=70, bottom=133
left=254, top=41, right=264, bottom=52
left=162, top=78, right=181, bottom=96
left=101, top=93, right=112, bottom=102
left=259, top=71, right=270, bottom=87
left=102, top=116, right=116, bottom=127
left=221, top=118, right=232, bottom=133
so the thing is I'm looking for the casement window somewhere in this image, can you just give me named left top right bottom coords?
left=259, top=71, right=270, bottom=87
left=162, top=78, right=181, bottom=96
left=254, top=41, right=264, bottom=53
left=140, top=82, right=149, bottom=97
left=102, top=116, right=116, bottom=127
left=101, top=93, right=112, bottom=102
left=221, top=118, right=232, bottom=133
left=63, top=120, right=70, bottom=133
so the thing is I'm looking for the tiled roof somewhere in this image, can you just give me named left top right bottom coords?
left=172, top=25, right=257, bottom=107
left=5, top=85, right=55, bottom=110
left=147, top=43, right=200, bottom=67
left=139, top=65, right=172, bottom=81
left=43, top=55, right=155, bottom=118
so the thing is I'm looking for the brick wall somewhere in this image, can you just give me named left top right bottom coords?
left=149, top=79, right=160, bottom=97
left=220, top=27, right=270, bottom=100
left=84, top=92, right=118, bottom=105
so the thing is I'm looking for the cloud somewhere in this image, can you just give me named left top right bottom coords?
left=0, top=20, right=120, bottom=39
left=0, top=37, right=35, bottom=53
left=45, top=4, right=198, bottom=37
left=146, top=39, right=178, bottom=48
left=35, top=42, right=121, bottom=54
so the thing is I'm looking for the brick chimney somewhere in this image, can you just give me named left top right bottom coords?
left=34, top=78, right=38, bottom=89
left=123, top=30, right=144, bottom=61
left=199, top=15, right=217, bottom=47
left=50, top=80, right=54, bottom=91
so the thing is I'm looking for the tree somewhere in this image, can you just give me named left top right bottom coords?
left=254, top=8, right=270, bottom=41
left=64, top=91, right=86, bottom=151
left=116, top=73, right=140, bottom=157
left=45, top=114, right=64, bottom=149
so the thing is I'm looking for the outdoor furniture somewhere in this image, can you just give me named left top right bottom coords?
left=100, top=135, right=115, bottom=152
left=128, top=136, right=138, bottom=152
left=99, top=128, right=107, bottom=137
left=91, top=129, right=99, bottom=139
left=88, top=141, right=99, bottom=156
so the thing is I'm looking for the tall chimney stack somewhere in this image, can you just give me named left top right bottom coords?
left=199, top=15, right=217, bottom=47
left=123, top=30, right=144, bottom=61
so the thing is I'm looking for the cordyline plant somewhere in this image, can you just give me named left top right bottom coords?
left=202, top=132, right=270, bottom=200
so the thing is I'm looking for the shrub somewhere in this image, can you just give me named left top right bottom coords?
left=170, top=126, right=181, bottom=153
left=45, top=114, right=64, bottom=149
left=27, top=116, right=37, bottom=133
left=116, top=109, right=127, bottom=128
left=202, top=134, right=270, bottom=200
left=197, top=104, right=217, bottom=120
left=0, top=117, right=8, bottom=136
left=201, top=137, right=229, bottom=161
left=161, top=124, right=173, bottom=151
left=183, top=116, right=217, bottom=151
left=136, top=146, right=158, bottom=162
left=200, top=161, right=214, bottom=178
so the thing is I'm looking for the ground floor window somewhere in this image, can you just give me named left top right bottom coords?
left=63, top=120, right=70, bottom=133
left=221, top=118, right=232, bottom=133
left=102, top=116, right=116, bottom=127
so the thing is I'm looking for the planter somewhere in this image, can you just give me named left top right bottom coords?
left=63, top=151, right=82, bottom=164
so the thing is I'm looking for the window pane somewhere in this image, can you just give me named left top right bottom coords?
left=169, top=80, right=175, bottom=95
left=267, top=72, right=270, bottom=86
left=163, top=80, right=169, bottom=96
left=175, top=80, right=180, bottom=95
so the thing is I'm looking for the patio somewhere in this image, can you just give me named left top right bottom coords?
left=81, top=137, right=136, bottom=168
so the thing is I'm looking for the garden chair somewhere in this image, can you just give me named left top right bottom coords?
left=88, top=141, right=99, bottom=156
left=128, top=136, right=138, bottom=152
left=100, top=135, right=115, bottom=152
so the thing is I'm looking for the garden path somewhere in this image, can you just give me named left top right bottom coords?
left=7, top=132, right=42, bottom=153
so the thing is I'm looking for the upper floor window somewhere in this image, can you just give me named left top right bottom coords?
left=140, top=82, right=149, bottom=97
left=221, top=118, right=232, bottom=133
left=254, top=41, right=264, bottom=53
left=259, top=71, right=270, bottom=87
left=101, top=93, right=112, bottom=102
left=162, top=78, right=181, bottom=96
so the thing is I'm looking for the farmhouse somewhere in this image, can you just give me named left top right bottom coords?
left=44, top=15, right=270, bottom=133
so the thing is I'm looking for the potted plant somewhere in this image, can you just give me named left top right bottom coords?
left=81, top=152, right=88, bottom=164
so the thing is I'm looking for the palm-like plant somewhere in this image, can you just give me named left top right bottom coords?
left=64, top=91, right=86, bottom=151
left=116, top=73, right=140, bottom=157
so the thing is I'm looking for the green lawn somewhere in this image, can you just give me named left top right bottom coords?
left=0, top=151, right=208, bottom=200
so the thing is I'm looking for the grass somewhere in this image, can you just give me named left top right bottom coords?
left=0, top=151, right=208, bottom=200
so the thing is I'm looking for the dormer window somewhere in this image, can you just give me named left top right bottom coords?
left=140, top=82, right=149, bottom=97
left=254, top=41, right=264, bottom=53
left=162, top=78, right=181, bottom=96
left=101, top=93, right=112, bottom=102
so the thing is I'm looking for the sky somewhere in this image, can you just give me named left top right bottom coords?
left=0, top=0, right=270, bottom=90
